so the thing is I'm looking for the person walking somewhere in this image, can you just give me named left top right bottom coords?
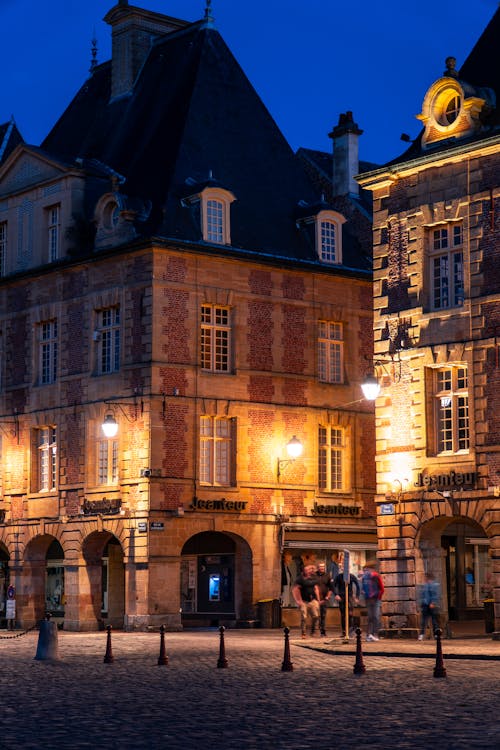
left=334, top=569, right=360, bottom=638
left=316, top=561, right=334, bottom=636
left=361, top=563, right=384, bottom=641
left=292, top=564, right=320, bottom=639
left=418, top=573, right=440, bottom=640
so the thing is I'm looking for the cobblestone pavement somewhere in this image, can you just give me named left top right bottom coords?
left=0, top=628, right=498, bottom=750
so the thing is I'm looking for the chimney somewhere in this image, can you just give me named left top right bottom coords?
left=104, top=2, right=188, bottom=101
left=329, top=111, right=363, bottom=197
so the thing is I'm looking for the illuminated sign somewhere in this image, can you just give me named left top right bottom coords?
left=415, top=471, right=477, bottom=490
left=190, top=497, right=247, bottom=512
left=312, top=502, right=361, bottom=517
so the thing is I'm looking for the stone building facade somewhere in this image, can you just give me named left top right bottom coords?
left=358, top=10, right=500, bottom=634
left=0, top=2, right=376, bottom=631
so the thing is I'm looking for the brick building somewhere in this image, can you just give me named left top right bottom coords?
left=358, top=9, right=500, bottom=634
left=0, top=2, right=376, bottom=630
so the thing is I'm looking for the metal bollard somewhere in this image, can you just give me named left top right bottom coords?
left=103, top=624, right=114, bottom=664
left=433, top=628, right=447, bottom=678
left=281, top=627, right=293, bottom=672
left=353, top=627, right=366, bottom=675
left=158, top=624, right=169, bottom=666
left=217, top=625, right=228, bottom=668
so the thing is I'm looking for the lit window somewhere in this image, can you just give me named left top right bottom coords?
left=0, top=222, right=6, bottom=276
left=97, top=435, right=119, bottom=485
left=206, top=200, right=224, bottom=243
left=201, top=304, right=231, bottom=372
left=36, top=427, right=57, bottom=492
left=47, top=205, right=60, bottom=262
left=39, top=320, right=58, bottom=385
left=430, top=224, right=464, bottom=309
left=315, top=210, right=345, bottom=264
left=199, top=416, right=235, bottom=486
left=433, top=366, right=469, bottom=454
left=318, top=425, right=348, bottom=491
left=97, top=307, right=120, bottom=374
left=318, top=321, right=343, bottom=383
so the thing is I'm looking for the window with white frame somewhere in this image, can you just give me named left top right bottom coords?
left=201, top=304, right=231, bottom=372
left=47, top=205, right=61, bottom=262
left=429, top=223, right=464, bottom=310
left=35, top=427, right=57, bottom=492
left=199, top=416, right=235, bottom=486
left=316, top=211, right=345, bottom=264
left=38, top=320, right=58, bottom=385
left=0, top=221, right=6, bottom=277
left=201, top=188, right=235, bottom=245
left=433, top=366, right=469, bottom=454
left=318, top=321, right=343, bottom=383
left=97, top=433, right=119, bottom=485
left=97, top=307, right=120, bottom=374
left=318, top=424, right=348, bottom=491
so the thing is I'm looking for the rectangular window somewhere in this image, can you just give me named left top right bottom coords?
left=47, top=205, right=60, bottom=262
left=97, top=307, right=120, bottom=374
left=199, top=416, right=234, bottom=486
left=37, top=427, right=57, bottom=492
left=0, top=222, right=6, bottom=276
left=206, top=199, right=224, bottom=243
left=320, top=220, right=337, bottom=263
left=97, top=437, right=119, bottom=485
left=318, top=321, right=343, bottom=383
left=201, top=305, right=231, bottom=372
left=430, top=224, right=464, bottom=309
left=434, top=366, right=469, bottom=454
left=39, top=320, right=58, bottom=384
left=318, top=425, right=347, bottom=491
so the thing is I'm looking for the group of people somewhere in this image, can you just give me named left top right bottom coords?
left=291, top=559, right=442, bottom=641
left=291, top=561, right=384, bottom=640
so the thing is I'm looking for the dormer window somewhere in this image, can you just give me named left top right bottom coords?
left=316, top=210, right=345, bottom=264
left=201, top=188, right=235, bottom=245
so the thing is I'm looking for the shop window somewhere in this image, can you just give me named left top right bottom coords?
left=318, top=424, right=349, bottom=491
left=428, top=223, right=464, bottom=310
left=38, top=319, right=58, bottom=385
left=431, top=366, right=469, bottom=454
left=33, top=426, right=57, bottom=493
left=201, top=304, right=231, bottom=373
left=95, top=306, right=120, bottom=375
left=199, top=416, right=236, bottom=486
left=318, top=321, right=343, bottom=383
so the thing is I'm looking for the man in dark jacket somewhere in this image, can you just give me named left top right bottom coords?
left=292, top=564, right=320, bottom=638
left=334, top=570, right=360, bottom=638
left=316, top=561, right=334, bottom=636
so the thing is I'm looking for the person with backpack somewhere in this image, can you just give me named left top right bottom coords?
left=361, top=563, right=384, bottom=641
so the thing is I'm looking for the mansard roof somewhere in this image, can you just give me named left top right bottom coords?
left=40, top=15, right=369, bottom=274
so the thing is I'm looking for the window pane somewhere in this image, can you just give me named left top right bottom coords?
left=207, top=200, right=224, bottom=243
left=200, top=305, right=230, bottom=372
left=320, top=221, right=336, bottom=262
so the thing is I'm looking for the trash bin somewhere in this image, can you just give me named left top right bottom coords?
left=257, top=599, right=281, bottom=628
left=484, top=599, right=495, bottom=634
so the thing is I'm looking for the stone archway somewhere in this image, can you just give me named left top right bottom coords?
left=23, top=534, right=62, bottom=627
left=81, top=532, right=125, bottom=630
left=180, top=531, right=253, bottom=627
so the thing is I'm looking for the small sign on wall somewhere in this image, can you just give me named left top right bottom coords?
left=379, top=503, right=395, bottom=515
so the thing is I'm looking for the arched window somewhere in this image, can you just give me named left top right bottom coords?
left=316, top=210, right=345, bottom=264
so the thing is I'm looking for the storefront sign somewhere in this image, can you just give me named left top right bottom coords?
left=190, top=497, right=248, bottom=512
left=82, top=498, right=122, bottom=516
left=415, top=470, right=477, bottom=490
left=312, top=502, right=361, bottom=517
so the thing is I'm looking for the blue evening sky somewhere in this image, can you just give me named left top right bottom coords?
left=1, top=0, right=496, bottom=166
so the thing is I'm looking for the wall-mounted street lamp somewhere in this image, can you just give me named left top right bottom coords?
left=101, top=389, right=146, bottom=436
left=277, top=436, right=303, bottom=481
left=361, top=357, right=402, bottom=401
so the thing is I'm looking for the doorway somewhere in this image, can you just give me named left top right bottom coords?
left=442, top=521, right=491, bottom=621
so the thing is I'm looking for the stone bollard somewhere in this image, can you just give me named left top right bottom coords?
left=433, top=628, right=447, bottom=678
left=281, top=627, right=293, bottom=672
left=158, top=624, right=169, bottom=666
left=217, top=625, right=228, bottom=668
left=353, top=627, right=366, bottom=675
left=103, top=624, right=114, bottom=664
left=34, top=613, right=59, bottom=661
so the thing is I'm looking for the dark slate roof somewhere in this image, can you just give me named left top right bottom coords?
left=0, top=119, right=24, bottom=167
left=40, top=17, right=369, bottom=273
left=381, top=6, right=500, bottom=168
